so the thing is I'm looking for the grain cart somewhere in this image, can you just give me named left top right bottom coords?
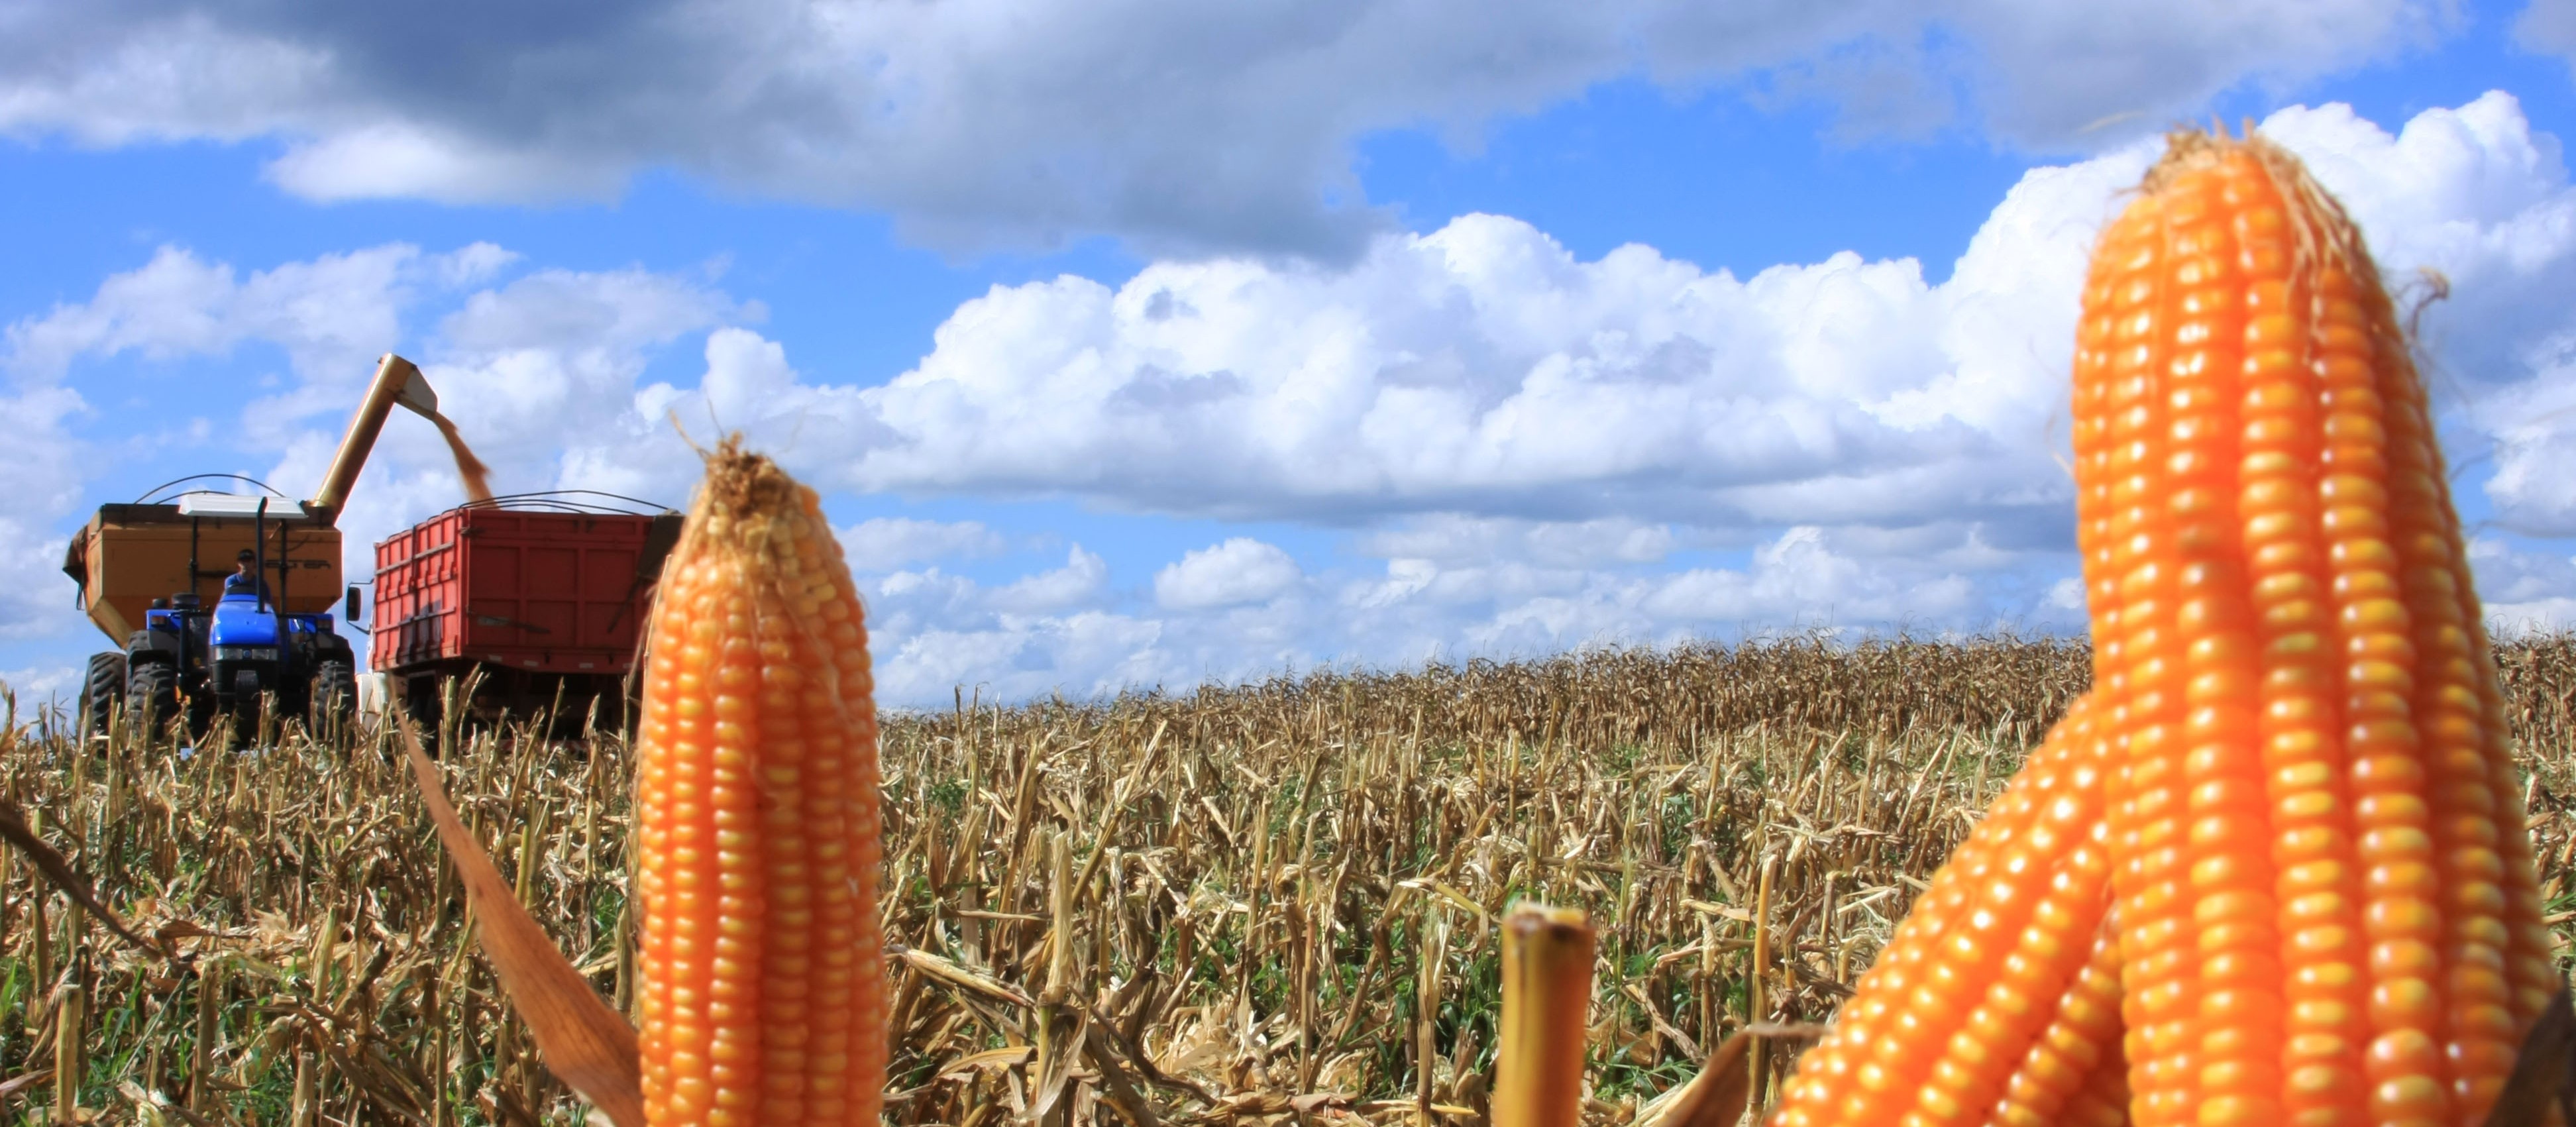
left=63, top=354, right=441, bottom=736
left=370, top=495, right=682, bottom=731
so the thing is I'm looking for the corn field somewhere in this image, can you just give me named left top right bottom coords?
left=1, top=634, right=2573, bottom=1126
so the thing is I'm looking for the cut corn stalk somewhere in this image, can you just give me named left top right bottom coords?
left=399, top=711, right=647, bottom=1126
left=1494, top=904, right=1595, bottom=1127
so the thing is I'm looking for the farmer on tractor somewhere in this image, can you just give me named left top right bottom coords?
left=225, top=549, right=270, bottom=600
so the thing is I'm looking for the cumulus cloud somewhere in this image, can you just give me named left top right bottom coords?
left=1640, top=527, right=1974, bottom=623
left=1359, top=515, right=1678, bottom=568
left=2475, top=366, right=2576, bottom=537
left=1935, top=1, right=2455, bottom=142
left=632, top=327, right=888, bottom=484
left=419, top=267, right=740, bottom=485
left=2, top=242, right=513, bottom=387
left=766, top=154, right=2143, bottom=539
left=837, top=517, right=1007, bottom=572
left=0, top=664, right=78, bottom=706
left=0, top=385, right=87, bottom=647
left=1155, top=539, right=1305, bottom=609
left=2474, top=537, right=2576, bottom=632
left=606, top=92, right=2557, bottom=545
left=0, top=0, right=2447, bottom=256
left=989, top=548, right=1112, bottom=615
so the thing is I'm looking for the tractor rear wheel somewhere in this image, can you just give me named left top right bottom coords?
left=309, top=658, right=357, bottom=738
left=127, top=661, right=180, bottom=737
left=79, top=652, right=126, bottom=737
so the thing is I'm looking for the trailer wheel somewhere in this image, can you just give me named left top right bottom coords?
left=400, top=674, right=446, bottom=743
left=310, top=658, right=357, bottom=739
left=79, top=651, right=127, bottom=737
left=127, top=660, right=179, bottom=737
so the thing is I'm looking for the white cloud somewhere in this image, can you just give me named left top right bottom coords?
left=651, top=91, right=2557, bottom=549
left=1155, top=539, right=1305, bottom=609
left=0, top=664, right=79, bottom=712
left=2473, top=537, right=2576, bottom=632
left=0, top=243, right=502, bottom=386
left=1352, top=523, right=2025, bottom=654
left=989, top=547, right=1112, bottom=615
left=263, top=123, right=626, bottom=205
left=836, top=517, right=1007, bottom=572
left=364, top=266, right=743, bottom=509
left=1641, top=527, right=1974, bottom=623
left=652, top=327, right=888, bottom=478
left=798, top=158, right=2143, bottom=538
left=0, top=384, right=88, bottom=647
left=0, top=0, right=2446, bottom=256
left=1359, top=515, right=1678, bottom=568
left=2476, top=364, right=2576, bottom=537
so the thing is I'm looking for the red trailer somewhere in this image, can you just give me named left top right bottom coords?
left=370, top=496, right=681, bottom=728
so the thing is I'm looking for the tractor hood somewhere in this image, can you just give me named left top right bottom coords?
left=211, top=592, right=282, bottom=648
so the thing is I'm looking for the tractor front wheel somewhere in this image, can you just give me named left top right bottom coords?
left=127, top=660, right=181, bottom=738
left=309, top=658, right=357, bottom=739
left=79, top=651, right=126, bottom=737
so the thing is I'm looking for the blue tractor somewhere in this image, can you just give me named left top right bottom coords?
left=66, top=354, right=441, bottom=738
left=110, top=536, right=361, bottom=736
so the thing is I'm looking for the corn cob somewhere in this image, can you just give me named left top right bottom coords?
left=1768, top=692, right=2118, bottom=1127
left=2068, top=129, right=2553, bottom=1127
left=1986, top=922, right=2127, bottom=1127
left=2056, top=1043, right=2135, bottom=1127
left=635, top=440, right=887, bottom=1126
left=1774, top=127, right=2557, bottom=1127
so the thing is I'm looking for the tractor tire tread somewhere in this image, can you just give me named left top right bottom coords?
left=80, top=651, right=126, bottom=736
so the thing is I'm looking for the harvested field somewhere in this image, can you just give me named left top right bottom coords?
left=1, top=633, right=2572, bottom=1124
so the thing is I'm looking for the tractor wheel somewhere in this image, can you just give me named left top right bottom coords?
left=127, top=660, right=180, bottom=737
left=79, top=651, right=127, bottom=737
left=309, top=659, right=358, bottom=739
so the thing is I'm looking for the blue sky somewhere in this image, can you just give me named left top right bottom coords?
left=6, top=0, right=2576, bottom=707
